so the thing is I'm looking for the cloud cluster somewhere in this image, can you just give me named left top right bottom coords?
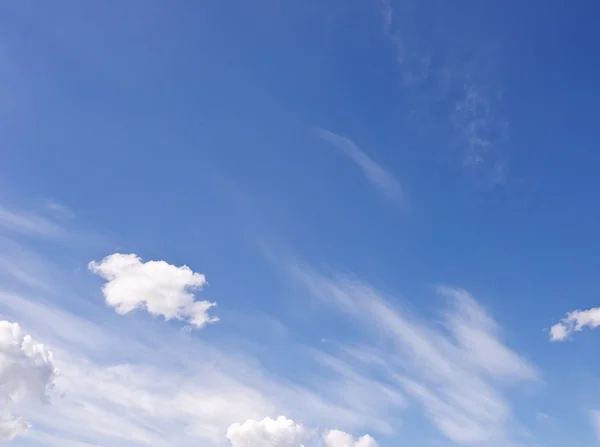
left=0, top=320, right=57, bottom=441
left=550, top=307, right=600, bottom=341
left=226, top=416, right=379, bottom=447
left=1, top=286, right=392, bottom=447
left=89, top=253, right=219, bottom=329
left=0, top=229, right=535, bottom=446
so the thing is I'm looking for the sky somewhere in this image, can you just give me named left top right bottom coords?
left=1, top=0, right=600, bottom=446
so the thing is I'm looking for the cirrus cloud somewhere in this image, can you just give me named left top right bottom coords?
left=291, top=264, right=537, bottom=445
left=315, top=128, right=405, bottom=206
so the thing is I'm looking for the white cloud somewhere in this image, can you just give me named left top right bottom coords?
left=225, top=417, right=380, bottom=447
left=315, top=128, right=405, bottom=205
left=89, top=253, right=219, bottom=329
left=0, top=320, right=57, bottom=441
left=226, top=416, right=309, bottom=447
left=0, top=204, right=62, bottom=237
left=549, top=322, right=569, bottom=342
left=0, top=237, right=404, bottom=446
left=312, top=351, right=405, bottom=432
left=292, top=264, right=537, bottom=445
left=323, top=430, right=379, bottom=447
left=550, top=307, right=600, bottom=341
left=1, top=237, right=530, bottom=446
left=438, top=286, right=536, bottom=381
left=0, top=411, right=29, bottom=442
left=0, top=284, right=398, bottom=446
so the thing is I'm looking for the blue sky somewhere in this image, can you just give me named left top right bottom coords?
left=1, top=0, right=600, bottom=446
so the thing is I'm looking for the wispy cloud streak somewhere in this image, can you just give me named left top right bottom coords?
left=376, top=0, right=509, bottom=181
left=0, top=204, right=62, bottom=237
left=315, top=128, right=405, bottom=205
left=291, top=263, right=537, bottom=445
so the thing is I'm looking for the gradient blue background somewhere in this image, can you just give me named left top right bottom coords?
left=2, top=1, right=600, bottom=446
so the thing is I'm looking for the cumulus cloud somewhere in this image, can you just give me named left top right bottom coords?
left=226, top=417, right=379, bottom=447
left=89, top=253, right=219, bottom=329
left=550, top=307, right=600, bottom=341
left=226, top=416, right=309, bottom=447
left=323, top=430, right=379, bottom=447
left=0, top=320, right=57, bottom=441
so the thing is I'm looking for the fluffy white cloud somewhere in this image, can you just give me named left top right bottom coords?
left=89, top=253, right=219, bottom=329
left=226, top=417, right=380, bottom=447
left=226, top=416, right=309, bottom=447
left=323, top=430, right=379, bottom=447
left=0, top=320, right=57, bottom=441
left=550, top=307, right=600, bottom=341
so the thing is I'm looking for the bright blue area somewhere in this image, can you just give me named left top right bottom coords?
left=2, top=1, right=600, bottom=445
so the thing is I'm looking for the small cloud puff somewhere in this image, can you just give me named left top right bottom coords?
left=89, top=253, right=219, bottom=329
left=550, top=307, right=600, bottom=341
